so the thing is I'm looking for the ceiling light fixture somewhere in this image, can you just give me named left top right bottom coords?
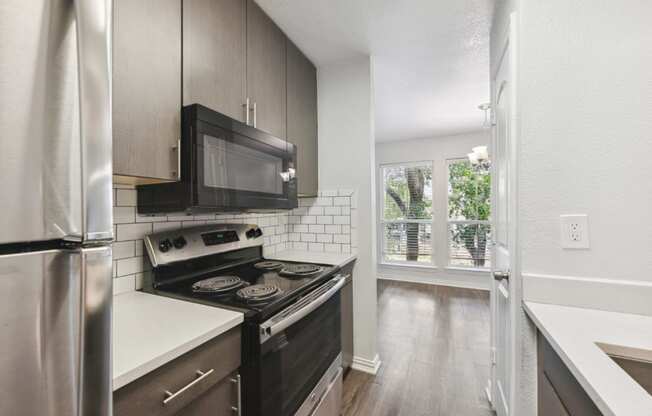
left=478, top=103, right=492, bottom=129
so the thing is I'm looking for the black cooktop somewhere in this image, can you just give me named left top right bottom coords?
left=151, top=258, right=336, bottom=321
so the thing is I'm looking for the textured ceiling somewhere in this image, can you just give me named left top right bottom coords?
left=256, top=0, right=493, bottom=142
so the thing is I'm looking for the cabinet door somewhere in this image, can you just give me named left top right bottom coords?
left=183, top=0, right=246, bottom=122
left=246, top=0, right=286, bottom=139
left=286, top=40, right=318, bottom=197
left=113, top=0, right=181, bottom=182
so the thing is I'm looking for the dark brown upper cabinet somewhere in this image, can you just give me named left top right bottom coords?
left=246, top=0, right=287, bottom=140
left=182, top=0, right=247, bottom=122
left=112, top=0, right=181, bottom=183
left=286, top=39, right=318, bottom=197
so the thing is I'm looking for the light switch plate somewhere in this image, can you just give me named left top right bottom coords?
left=560, top=214, right=590, bottom=249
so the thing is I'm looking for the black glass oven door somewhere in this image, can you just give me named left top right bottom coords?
left=258, top=293, right=342, bottom=416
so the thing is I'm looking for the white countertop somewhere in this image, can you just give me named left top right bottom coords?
left=524, top=301, right=652, bottom=416
left=267, top=250, right=357, bottom=268
left=112, top=291, right=243, bottom=390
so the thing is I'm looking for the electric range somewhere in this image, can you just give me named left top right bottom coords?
left=142, top=224, right=345, bottom=416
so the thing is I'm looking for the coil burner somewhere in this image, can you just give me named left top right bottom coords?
left=236, top=284, right=282, bottom=304
left=279, top=263, right=323, bottom=278
left=253, top=261, right=284, bottom=271
left=192, top=276, right=245, bottom=294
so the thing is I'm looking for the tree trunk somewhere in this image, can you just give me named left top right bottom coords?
left=405, top=168, right=425, bottom=261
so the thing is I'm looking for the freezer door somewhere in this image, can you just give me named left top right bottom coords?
left=0, top=246, right=112, bottom=416
left=0, top=0, right=113, bottom=244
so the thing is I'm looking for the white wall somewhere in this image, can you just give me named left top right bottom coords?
left=317, top=56, right=380, bottom=370
left=375, top=131, right=491, bottom=290
left=490, top=1, right=652, bottom=414
left=519, top=0, right=652, bottom=285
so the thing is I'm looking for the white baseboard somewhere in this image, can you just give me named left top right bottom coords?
left=378, top=274, right=489, bottom=291
left=351, top=354, right=382, bottom=375
left=523, top=272, right=652, bottom=316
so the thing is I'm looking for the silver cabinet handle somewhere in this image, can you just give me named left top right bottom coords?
left=244, top=97, right=250, bottom=125
left=493, top=270, right=509, bottom=282
left=172, top=138, right=181, bottom=180
left=162, top=369, right=214, bottom=406
left=230, top=374, right=242, bottom=415
left=252, top=101, right=257, bottom=128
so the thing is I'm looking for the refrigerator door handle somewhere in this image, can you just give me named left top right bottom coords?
left=79, top=246, right=113, bottom=416
left=74, top=0, right=114, bottom=241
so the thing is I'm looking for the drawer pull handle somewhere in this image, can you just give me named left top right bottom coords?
left=230, top=374, right=242, bottom=415
left=163, top=369, right=214, bottom=406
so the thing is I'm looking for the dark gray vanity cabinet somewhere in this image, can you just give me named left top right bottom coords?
left=537, top=332, right=602, bottom=416
left=112, top=0, right=181, bottom=183
left=246, top=0, right=287, bottom=140
left=286, top=39, right=319, bottom=197
left=182, top=0, right=247, bottom=122
left=114, top=327, right=241, bottom=416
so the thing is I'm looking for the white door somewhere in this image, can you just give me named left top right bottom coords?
left=490, top=12, right=517, bottom=416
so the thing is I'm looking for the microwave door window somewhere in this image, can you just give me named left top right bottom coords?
left=203, top=134, right=283, bottom=195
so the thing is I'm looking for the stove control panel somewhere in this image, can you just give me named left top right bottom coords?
left=144, top=224, right=264, bottom=267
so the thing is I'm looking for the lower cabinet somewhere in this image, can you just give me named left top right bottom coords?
left=537, top=332, right=602, bottom=416
left=114, top=327, right=241, bottom=416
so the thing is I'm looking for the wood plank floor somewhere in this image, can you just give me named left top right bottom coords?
left=342, top=280, right=495, bottom=416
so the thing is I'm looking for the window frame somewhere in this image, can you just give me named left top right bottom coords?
left=445, top=158, right=492, bottom=270
left=379, top=161, right=436, bottom=267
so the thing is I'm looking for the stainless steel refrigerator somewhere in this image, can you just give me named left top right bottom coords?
left=0, top=1, right=113, bottom=415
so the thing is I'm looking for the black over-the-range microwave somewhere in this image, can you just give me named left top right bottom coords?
left=137, top=104, right=298, bottom=213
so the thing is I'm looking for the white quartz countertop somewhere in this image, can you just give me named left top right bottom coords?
left=267, top=250, right=357, bottom=268
left=112, top=291, right=243, bottom=391
left=524, top=301, right=652, bottom=416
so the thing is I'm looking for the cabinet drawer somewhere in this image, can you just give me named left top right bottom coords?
left=537, top=332, right=602, bottom=416
left=114, top=327, right=241, bottom=416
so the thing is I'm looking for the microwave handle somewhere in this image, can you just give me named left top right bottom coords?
left=259, top=274, right=348, bottom=344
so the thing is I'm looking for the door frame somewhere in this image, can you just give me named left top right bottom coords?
left=488, top=11, right=521, bottom=416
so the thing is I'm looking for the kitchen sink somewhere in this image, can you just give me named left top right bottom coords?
left=597, top=343, right=652, bottom=395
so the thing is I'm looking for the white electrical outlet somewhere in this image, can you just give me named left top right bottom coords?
left=560, top=214, right=590, bottom=249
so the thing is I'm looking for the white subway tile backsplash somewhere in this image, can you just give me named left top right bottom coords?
left=317, top=216, right=333, bottom=225
left=324, top=244, right=341, bottom=253
left=116, top=189, right=136, bottom=206
left=116, top=223, right=152, bottom=241
left=309, top=243, right=324, bottom=252
left=308, top=224, right=324, bottom=234
left=301, top=233, right=316, bottom=242
left=334, top=234, right=350, bottom=244
left=324, top=206, right=341, bottom=216
left=293, top=242, right=308, bottom=250
left=333, top=216, right=350, bottom=225
left=300, top=216, right=316, bottom=224
left=314, top=197, right=333, bottom=207
left=153, top=221, right=182, bottom=232
left=116, top=256, right=147, bottom=277
left=113, top=275, right=136, bottom=295
left=325, top=225, right=341, bottom=234
left=113, top=206, right=135, bottom=224
left=112, top=241, right=135, bottom=260
left=317, top=234, right=333, bottom=243
left=110, top=186, right=351, bottom=295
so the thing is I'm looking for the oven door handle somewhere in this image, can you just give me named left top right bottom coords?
left=259, top=274, right=349, bottom=344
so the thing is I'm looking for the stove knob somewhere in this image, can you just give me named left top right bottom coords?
left=246, top=228, right=256, bottom=239
left=173, top=236, right=187, bottom=249
left=158, top=239, right=172, bottom=253
left=254, top=228, right=263, bottom=238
